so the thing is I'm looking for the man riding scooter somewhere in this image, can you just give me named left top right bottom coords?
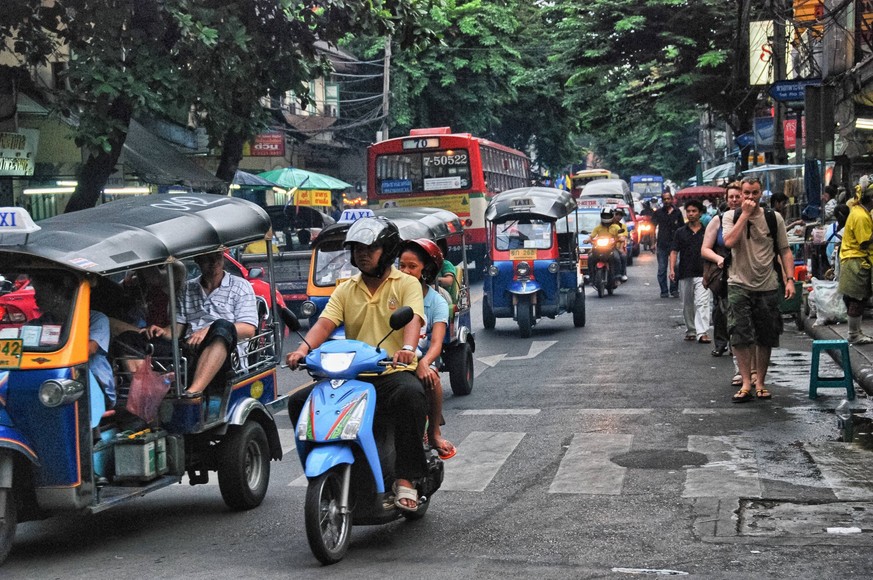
left=286, top=216, right=428, bottom=512
left=588, top=208, right=623, bottom=282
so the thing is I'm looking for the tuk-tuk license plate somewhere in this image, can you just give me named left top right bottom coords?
left=0, top=339, right=23, bottom=369
left=509, top=249, right=537, bottom=260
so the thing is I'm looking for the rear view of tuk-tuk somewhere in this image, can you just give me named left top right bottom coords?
left=0, top=197, right=291, bottom=565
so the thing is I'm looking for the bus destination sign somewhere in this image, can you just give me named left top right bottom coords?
left=402, top=138, right=440, bottom=150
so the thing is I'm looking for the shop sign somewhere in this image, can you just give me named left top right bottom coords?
left=294, top=189, right=331, bottom=206
left=243, top=132, right=285, bottom=157
left=0, top=130, right=38, bottom=176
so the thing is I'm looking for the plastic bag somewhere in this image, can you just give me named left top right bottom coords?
left=126, top=355, right=173, bottom=423
left=811, top=278, right=847, bottom=326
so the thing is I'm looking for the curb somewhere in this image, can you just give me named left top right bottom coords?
left=803, top=314, right=873, bottom=397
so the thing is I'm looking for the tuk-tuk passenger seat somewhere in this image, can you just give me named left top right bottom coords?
left=556, top=232, right=576, bottom=269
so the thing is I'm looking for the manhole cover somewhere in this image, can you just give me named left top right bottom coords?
left=611, top=450, right=707, bottom=469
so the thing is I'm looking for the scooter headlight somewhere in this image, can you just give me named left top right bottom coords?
left=297, top=398, right=314, bottom=440
left=595, top=238, right=611, bottom=248
left=300, top=301, right=317, bottom=317
left=39, top=379, right=85, bottom=408
left=516, top=261, right=530, bottom=277
left=320, top=352, right=355, bottom=373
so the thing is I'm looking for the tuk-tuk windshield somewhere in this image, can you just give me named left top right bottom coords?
left=313, top=242, right=358, bottom=287
left=495, top=219, right=553, bottom=251
left=0, top=269, right=78, bottom=351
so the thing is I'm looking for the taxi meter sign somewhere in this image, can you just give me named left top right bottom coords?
left=338, top=208, right=376, bottom=223
left=0, top=207, right=41, bottom=245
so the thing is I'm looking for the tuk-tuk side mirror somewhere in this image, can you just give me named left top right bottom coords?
left=281, top=307, right=301, bottom=333
left=248, top=267, right=264, bottom=280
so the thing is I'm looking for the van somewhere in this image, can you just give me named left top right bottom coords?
left=578, top=178, right=634, bottom=207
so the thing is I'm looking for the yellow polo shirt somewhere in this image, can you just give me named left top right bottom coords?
left=321, top=266, right=425, bottom=372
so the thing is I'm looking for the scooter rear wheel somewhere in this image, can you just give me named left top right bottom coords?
left=305, top=466, right=351, bottom=565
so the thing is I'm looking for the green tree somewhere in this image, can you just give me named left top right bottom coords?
left=0, top=0, right=437, bottom=211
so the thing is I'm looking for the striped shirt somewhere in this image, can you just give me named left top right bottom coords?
left=177, top=272, right=258, bottom=362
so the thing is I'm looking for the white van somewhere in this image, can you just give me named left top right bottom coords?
left=578, top=178, right=634, bottom=207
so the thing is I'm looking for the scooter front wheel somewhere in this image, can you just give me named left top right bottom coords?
left=305, top=466, right=352, bottom=565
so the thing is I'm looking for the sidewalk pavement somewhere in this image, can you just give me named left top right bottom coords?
left=804, top=312, right=873, bottom=396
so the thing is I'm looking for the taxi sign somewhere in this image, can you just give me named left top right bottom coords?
left=0, top=207, right=40, bottom=245
left=338, top=208, right=375, bottom=223
left=0, top=339, right=23, bottom=369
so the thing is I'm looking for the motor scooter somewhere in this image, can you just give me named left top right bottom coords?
left=288, top=307, right=444, bottom=565
left=589, top=235, right=618, bottom=298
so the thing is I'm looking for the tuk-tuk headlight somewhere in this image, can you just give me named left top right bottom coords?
left=516, top=261, right=530, bottom=278
left=39, top=379, right=85, bottom=407
left=548, top=262, right=559, bottom=274
left=488, top=265, right=499, bottom=277
left=301, top=301, right=317, bottom=317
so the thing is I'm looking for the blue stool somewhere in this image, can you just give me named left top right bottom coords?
left=809, top=339, right=855, bottom=400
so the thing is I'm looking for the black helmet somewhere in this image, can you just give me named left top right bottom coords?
left=344, top=216, right=400, bottom=276
left=600, top=208, right=614, bottom=225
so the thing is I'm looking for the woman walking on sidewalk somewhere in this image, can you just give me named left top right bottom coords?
left=838, top=186, right=873, bottom=345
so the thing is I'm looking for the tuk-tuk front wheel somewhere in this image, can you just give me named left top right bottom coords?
left=446, top=343, right=474, bottom=396
left=218, top=421, right=271, bottom=511
left=0, top=486, right=15, bottom=565
left=516, top=297, right=533, bottom=338
left=482, top=296, right=496, bottom=330
left=305, top=466, right=351, bottom=565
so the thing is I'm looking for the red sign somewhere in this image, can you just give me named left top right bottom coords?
left=246, top=132, right=285, bottom=157
left=783, top=117, right=806, bottom=150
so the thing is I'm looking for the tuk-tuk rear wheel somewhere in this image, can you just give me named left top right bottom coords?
left=573, top=292, right=586, bottom=327
left=0, top=487, right=16, bottom=565
left=447, top=343, right=474, bottom=396
left=218, top=421, right=271, bottom=511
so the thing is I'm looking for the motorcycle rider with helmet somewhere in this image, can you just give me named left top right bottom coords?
left=286, top=216, right=429, bottom=512
left=588, top=208, right=623, bottom=282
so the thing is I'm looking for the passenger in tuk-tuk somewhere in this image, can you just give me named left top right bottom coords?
left=398, top=238, right=456, bottom=460
left=144, top=251, right=258, bottom=396
left=435, top=238, right=459, bottom=304
left=286, top=217, right=428, bottom=512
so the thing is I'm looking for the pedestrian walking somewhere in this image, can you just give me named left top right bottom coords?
left=652, top=190, right=684, bottom=297
left=837, top=185, right=873, bottom=344
left=701, top=182, right=743, bottom=356
left=722, top=177, right=795, bottom=403
left=669, top=200, right=711, bottom=343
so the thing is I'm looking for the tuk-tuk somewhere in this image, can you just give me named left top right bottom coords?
left=483, top=187, right=585, bottom=337
left=298, top=206, right=475, bottom=395
left=0, top=195, right=289, bottom=564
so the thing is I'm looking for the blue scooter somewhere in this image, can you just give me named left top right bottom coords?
left=286, top=307, right=444, bottom=565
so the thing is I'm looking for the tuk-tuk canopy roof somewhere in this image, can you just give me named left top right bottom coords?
left=374, top=207, right=462, bottom=240
left=485, top=187, right=576, bottom=223
left=0, top=194, right=271, bottom=275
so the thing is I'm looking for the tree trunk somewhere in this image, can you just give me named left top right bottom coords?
left=215, top=129, right=246, bottom=185
left=65, top=98, right=132, bottom=213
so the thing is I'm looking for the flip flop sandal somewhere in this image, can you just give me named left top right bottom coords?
left=684, top=335, right=696, bottom=341
left=438, top=445, right=457, bottom=460
left=732, top=389, right=755, bottom=403
left=698, top=335, right=711, bottom=343
left=730, top=374, right=743, bottom=387
left=755, top=388, right=772, bottom=399
left=392, top=482, right=419, bottom=512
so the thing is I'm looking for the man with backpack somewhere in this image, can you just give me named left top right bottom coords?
left=722, top=177, right=796, bottom=403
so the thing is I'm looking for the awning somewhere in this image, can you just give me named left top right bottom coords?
left=121, top=120, right=225, bottom=190
left=688, top=162, right=737, bottom=186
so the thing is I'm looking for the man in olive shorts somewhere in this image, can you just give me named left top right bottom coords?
left=722, top=177, right=795, bottom=403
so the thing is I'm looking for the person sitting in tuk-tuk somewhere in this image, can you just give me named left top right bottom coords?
left=398, top=238, right=456, bottom=460
left=435, top=238, right=459, bottom=304
left=588, top=209, right=623, bottom=279
left=144, top=250, right=258, bottom=396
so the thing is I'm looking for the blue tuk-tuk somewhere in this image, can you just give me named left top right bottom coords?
left=482, top=187, right=585, bottom=337
left=0, top=195, right=289, bottom=564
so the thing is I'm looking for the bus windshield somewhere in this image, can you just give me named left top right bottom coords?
left=629, top=175, right=664, bottom=198
left=375, top=150, right=472, bottom=194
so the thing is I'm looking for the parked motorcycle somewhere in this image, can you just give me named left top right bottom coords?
left=288, top=307, right=444, bottom=565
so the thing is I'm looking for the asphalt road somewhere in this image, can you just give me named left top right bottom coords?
left=6, top=252, right=873, bottom=579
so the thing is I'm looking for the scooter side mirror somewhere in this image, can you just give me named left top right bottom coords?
left=389, top=306, right=414, bottom=331
left=281, top=307, right=301, bottom=333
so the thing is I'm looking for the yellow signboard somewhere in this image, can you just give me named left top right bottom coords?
left=0, top=339, right=23, bottom=369
left=509, top=249, right=537, bottom=260
left=378, top=194, right=470, bottom=215
left=294, top=189, right=332, bottom=207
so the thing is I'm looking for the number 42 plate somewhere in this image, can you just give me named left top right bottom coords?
left=0, top=339, right=23, bottom=369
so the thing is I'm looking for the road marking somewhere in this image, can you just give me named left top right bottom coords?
left=549, top=433, right=632, bottom=495
left=476, top=340, right=557, bottom=369
left=683, top=435, right=761, bottom=498
left=459, top=409, right=540, bottom=416
left=442, top=431, right=525, bottom=492
left=278, top=428, right=296, bottom=456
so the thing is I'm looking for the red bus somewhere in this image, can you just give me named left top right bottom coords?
left=367, top=127, right=531, bottom=276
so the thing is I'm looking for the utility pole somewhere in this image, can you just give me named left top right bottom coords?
left=379, top=36, right=391, bottom=142
left=771, top=0, right=787, bottom=164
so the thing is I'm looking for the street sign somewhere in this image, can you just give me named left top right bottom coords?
left=768, top=78, right=821, bottom=103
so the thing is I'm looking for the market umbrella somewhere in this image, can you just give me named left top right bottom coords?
left=233, top=170, right=279, bottom=189
left=258, top=167, right=352, bottom=190
left=675, top=185, right=725, bottom=201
